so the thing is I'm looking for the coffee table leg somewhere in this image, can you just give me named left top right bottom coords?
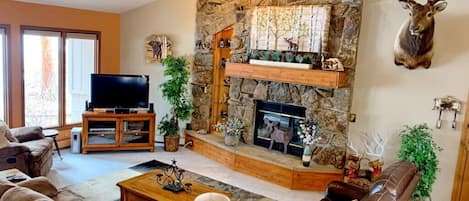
left=52, top=137, right=63, bottom=160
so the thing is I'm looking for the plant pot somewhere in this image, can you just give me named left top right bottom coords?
left=224, top=135, right=239, bottom=146
left=164, top=135, right=180, bottom=152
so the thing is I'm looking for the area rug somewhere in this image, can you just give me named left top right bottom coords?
left=62, top=160, right=275, bottom=201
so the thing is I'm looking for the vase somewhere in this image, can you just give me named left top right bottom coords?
left=224, top=135, right=239, bottom=146
left=302, top=145, right=312, bottom=167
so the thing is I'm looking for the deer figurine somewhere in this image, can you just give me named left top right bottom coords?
left=284, top=37, right=299, bottom=52
left=345, top=141, right=361, bottom=182
left=362, top=133, right=385, bottom=181
left=394, top=0, right=447, bottom=69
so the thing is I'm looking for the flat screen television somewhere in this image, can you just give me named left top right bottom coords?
left=90, top=74, right=150, bottom=109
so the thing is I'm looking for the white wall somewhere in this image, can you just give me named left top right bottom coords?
left=351, top=0, right=469, bottom=200
left=120, top=0, right=197, bottom=137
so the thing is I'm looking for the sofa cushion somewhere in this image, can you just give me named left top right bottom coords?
left=10, top=127, right=44, bottom=143
left=0, top=181, right=15, bottom=197
left=0, top=186, right=53, bottom=201
left=0, top=122, right=17, bottom=143
left=0, top=122, right=10, bottom=149
left=18, top=176, right=58, bottom=197
left=22, top=138, right=53, bottom=162
left=368, top=161, right=418, bottom=198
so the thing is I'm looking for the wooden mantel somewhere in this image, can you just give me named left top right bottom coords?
left=225, top=62, right=348, bottom=88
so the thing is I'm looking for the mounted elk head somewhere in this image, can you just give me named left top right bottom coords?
left=394, top=0, right=447, bottom=69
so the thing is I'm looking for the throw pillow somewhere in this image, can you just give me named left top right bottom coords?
left=0, top=121, right=18, bottom=143
left=0, top=186, right=53, bottom=201
left=0, top=180, right=15, bottom=197
left=0, top=121, right=10, bottom=148
left=17, top=176, right=58, bottom=197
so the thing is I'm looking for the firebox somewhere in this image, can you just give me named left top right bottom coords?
left=254, top=101, right=305, bottom=156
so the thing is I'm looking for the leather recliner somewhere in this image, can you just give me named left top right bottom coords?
left=0, top=126, right=53, bottom=177
left=321, top=161, right=421, bottom=201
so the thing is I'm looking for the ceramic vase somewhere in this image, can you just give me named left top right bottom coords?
left=302, top=145, right=312, bottom=167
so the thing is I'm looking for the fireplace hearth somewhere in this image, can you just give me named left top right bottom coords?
left=254, top=101, right=305, bottom=156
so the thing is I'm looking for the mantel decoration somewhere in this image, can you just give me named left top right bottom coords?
left=298, top=120, right=320, bottom=167
left=145, top=35, right=172, bottom=64
left=156, top=159, right=192, bottom=193
left=214, top=117, right=244, bottom=146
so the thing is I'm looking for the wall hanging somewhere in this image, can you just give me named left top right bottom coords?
left=433, top=95, right=461, bottom=129
left=145, top=35, right=172, bottom=64
left=394, top=0, right=447, bottom=69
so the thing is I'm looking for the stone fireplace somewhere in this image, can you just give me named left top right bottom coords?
left=191, top=0, right=362, bottom=170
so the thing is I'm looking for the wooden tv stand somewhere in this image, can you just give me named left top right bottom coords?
left=82, top=111, right=156, bottom=154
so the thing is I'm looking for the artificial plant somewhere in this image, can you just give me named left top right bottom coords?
left=398, top=123, right=442, bottom=201
left=157, top=55, right=193, bottom=136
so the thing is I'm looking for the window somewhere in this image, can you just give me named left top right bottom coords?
left=0, top=26, right=8, bottom=122
left=22, top=27, right=99, bottom=128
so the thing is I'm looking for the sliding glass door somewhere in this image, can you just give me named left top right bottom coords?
left=65, top=33, right=97, bottom=124
left=23, top=30, right=61, bottom=127
left=22, top=28, right=98, bottom=128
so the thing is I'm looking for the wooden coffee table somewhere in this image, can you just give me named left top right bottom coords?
left=117, top=169, right=231, bottom=201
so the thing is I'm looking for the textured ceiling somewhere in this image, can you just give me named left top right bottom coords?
left=16, top=0, right=157, bottom=13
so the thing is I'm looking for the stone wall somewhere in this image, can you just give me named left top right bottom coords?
left=193, top=0, right=362, bottom=168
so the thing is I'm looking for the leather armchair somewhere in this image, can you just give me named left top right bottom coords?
left=0, top=127, right=53, bottom=177
left=322, top=161, right=421, bottom=201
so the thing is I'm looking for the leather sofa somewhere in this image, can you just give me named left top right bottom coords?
left=0, top=176, right=81, bottom=201
left=321, top=161, right=421, bottom=201
left=0, top=126, right=53, bottom=177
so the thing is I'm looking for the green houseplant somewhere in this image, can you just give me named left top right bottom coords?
left=398, top=123, right=442, bottom=201
left=158, top=55, right=192, bottom=152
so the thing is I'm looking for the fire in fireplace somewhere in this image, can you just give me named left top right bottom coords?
left=254, top=101, right=306, bottom=156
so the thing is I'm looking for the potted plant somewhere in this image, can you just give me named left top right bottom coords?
left=214, top=117, right=244, bottom=146
left=398, top=123, right=442, bottom=201
left=158, top=55, right=192, bottom=152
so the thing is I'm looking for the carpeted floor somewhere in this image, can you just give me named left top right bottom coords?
left=62, top=160, right=274, bottom=201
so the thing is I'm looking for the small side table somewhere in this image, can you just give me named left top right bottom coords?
left=43, top=129, right=62, bottom=160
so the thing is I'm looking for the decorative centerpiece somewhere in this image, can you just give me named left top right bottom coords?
left=214, top=117, right=244, bottom=146
left=156, top=159, right=192, bottom=193
left=298, top=120, right=320, bottom=167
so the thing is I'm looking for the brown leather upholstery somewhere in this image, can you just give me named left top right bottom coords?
left=0, top=176, right=82, bottom=201
left=0, top=127, right=53, bottom=177
left=322, top=161, right=421, bottom=201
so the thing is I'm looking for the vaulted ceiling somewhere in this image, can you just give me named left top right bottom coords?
left=16, top=0, right=157, bottom=13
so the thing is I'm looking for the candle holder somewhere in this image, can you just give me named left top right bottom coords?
left=156, top=159, right=192, bottom=193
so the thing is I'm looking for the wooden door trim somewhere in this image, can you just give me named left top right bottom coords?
left=451, top=92, right=469, bottom=201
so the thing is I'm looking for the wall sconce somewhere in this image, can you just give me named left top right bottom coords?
left=432, top=96, right=462, bottom=129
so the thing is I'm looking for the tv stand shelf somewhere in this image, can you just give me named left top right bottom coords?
left=82, top=111, right=156, bottom=154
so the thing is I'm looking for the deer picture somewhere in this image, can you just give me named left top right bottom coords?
left=394, top=0, right=447, bottom=69
left=284, top=37, right=299, bottom=52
